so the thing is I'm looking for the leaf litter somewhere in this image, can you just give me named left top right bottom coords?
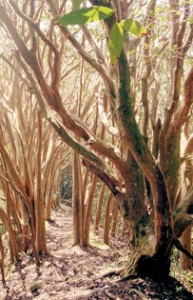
left=0, top=204, right=192, bottom=300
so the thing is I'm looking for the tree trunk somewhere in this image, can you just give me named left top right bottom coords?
left=180, top=225, right=192, bottom=270
left=94, top=183, right=106, bottom=231
left=0, top=207, right=18, bottom=262
left=84, top=175, right=98, bottom=246
left=72, top=152, right=84, bottom=248
left=111, top=201, right=118, bottom=237
left=117, top=51, right=174, bottom=279
left=104, top=193, right=113, bottom=244
left=35, top=111, right=47, bottom=255
left=0, top=233, right=5, bottom=284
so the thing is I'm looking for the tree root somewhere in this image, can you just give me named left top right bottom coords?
left=97, top=267, right=125, bottom=279
left=105, top=289, right=117, bottom=299
left=130, top=289, right=149, bottom=300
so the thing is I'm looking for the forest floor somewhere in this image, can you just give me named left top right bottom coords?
left=0, top=204, right=193, bottom=300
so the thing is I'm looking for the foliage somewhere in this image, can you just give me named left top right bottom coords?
left=58, top=6, right=114, bottom=25
left=109, top=19, right=146, bottom=63
left=59, top=6, right=146, bottom=63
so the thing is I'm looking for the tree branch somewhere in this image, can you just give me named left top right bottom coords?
left=0, top=6, right=127, bottom=177
left=173, top=237, right=193, bottom=260
left=8, top=0, right=60, bottom=89
left=46, top=0, right=117, bottom=119
left=15, top=53, right=106, bottom=170
left=82, top=159, right=120, bottom=196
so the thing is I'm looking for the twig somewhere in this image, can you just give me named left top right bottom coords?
left=130, top=289, right=149, bottom=300
left=105, top=289, right=117, bottom=299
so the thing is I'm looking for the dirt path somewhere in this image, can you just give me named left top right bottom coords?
left=0, top=205, right=126, bottom=300
left=1, top=205, right=193, bottom=300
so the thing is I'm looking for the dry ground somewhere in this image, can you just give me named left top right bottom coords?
left=0, top=205, right=193, bottom=300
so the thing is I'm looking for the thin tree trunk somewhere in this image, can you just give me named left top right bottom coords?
left=84, top=175, right=98, bottom=246
left=0, top=233, right=5, bottom=284
left=35, top=111, right=47, bottom=255
left=94, top=183, right=106, bottom=231
left=104, top=193, right=113, bottom=244
left=111, top=201, right=118, bottom=237
left=72, top=151, right=84, bottom=247
left=0, top=207, right=18, bottom=262
left=180, top=226, right=192, bottom=270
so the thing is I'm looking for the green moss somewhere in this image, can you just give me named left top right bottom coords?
left=118, top=52, right=131, bottom=109
left=118, top=52, right=149, bottom=161
left=165, top=135, right=180, bottom=183
left=164, top=134, right=181, bottom=207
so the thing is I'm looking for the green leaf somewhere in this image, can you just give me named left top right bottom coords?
left=120, top=19, right=147, bottom=37
left=72, top=0, right=81, bottom=10
left=108, top=19, right=146, bottom=63
left=108, top=23, right=125, bottom=64
left=58, top=6, right=114, bottom=26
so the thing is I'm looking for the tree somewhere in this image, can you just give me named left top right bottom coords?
left=0, top=48, right=68, bottom=262
left=0, top=0, right=193, bottom=280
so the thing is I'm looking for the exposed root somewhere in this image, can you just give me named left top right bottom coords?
left=97, top=266, right=125, bottom=279
left=130, top=288, right=149, bottom=300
